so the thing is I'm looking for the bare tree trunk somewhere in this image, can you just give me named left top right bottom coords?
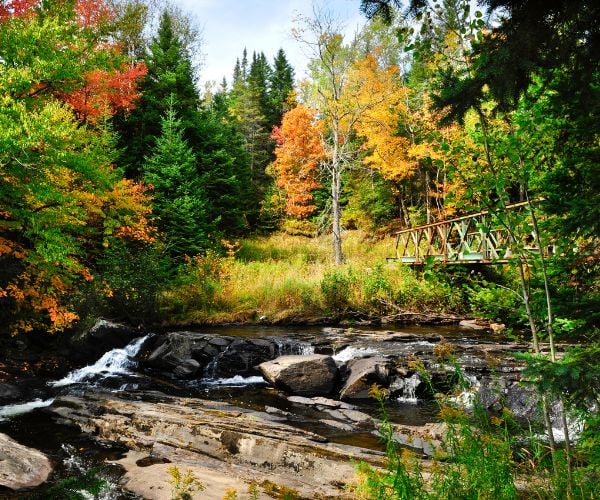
left=331, top=146, right=343, bottom=265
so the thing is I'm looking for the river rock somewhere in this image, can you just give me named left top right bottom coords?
left=258, top=355, right=338, bottom=396
left=0, top=433, right=52, bottom=490
left=71, top=319, right=141, bottom=363
left=339, top=357, right=392, bottom=400
left=140, top=332, right=312, bottom=379
left=0, top=383, right=23, bottom=403
left=173, top=358, right=200, bottom=379
left=49, top=392, right=384, bottom=499
left=391, top=422, right=448, bottom=457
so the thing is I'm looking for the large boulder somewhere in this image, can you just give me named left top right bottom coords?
left=259, top=355, right=339, bottom=396
left=339, top=357, right=392, bottom=400
left=0, top=433, right=52, bottom=490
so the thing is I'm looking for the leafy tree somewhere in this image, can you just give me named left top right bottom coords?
left=297, top=12, right=404, bottom=263
left=270, top=104, right=325, bottom=219
left=0, top=0, right=153, bottom=334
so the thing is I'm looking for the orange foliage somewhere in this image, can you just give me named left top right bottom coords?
left=0, top=0, right=38, bottom=20
left=271, top=104, right=326, bottom=219
left=64, top=63, right=147, bottom=123
left=75, top=0, right=114, bottom=27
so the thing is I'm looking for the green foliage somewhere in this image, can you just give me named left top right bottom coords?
left=356, top=384, right=427, bottom=499
left=46, top=467, right=108, bottom=499
left=92, top=240, right=171, bottom=325
left=358, top=355, right=518, bottom=500
left=467, top=281, right=523, bottom=326
left=320, top=268, right=355, bottom=315
left=144, top=103, right=213, bottom=257
left=343, top=171, right=396, bottom=230
left=161, top=251, right=230, bottom=315
left=116, top=9, right=200, bottom=177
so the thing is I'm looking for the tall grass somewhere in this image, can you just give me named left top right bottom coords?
left=159, top=230, right=465, bottom=324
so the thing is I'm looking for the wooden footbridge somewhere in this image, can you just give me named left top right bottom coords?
left=389, top=201, right=551, bottom=265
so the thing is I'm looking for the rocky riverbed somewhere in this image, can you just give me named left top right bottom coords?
left=0, top=320, right=560, bottom=498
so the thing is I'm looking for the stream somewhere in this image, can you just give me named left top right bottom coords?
left=0, top=323, right=534, bottom=498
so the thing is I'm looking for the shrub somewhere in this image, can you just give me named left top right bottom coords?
left=321, top=268, right=354, bottom=315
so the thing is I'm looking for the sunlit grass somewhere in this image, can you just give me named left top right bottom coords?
left=160, top=230, right=463, bottom=324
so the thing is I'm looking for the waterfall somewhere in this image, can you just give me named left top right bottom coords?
left=50, top=335, right=149, bottom=387
left=394, top=373, right=421, bottom=404
left=0, top=398, right=55, bottom=421
left=273, top=338, right=314, bottom=356
left=449, top=374, right=481, bottom=409
left=204, top=375, right=266, bottom=386
left=332, top=346, right=378, bottom=363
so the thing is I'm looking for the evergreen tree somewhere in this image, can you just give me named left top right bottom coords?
left=269, top=48, right=296, bottom=125
left=196, top=91, right=253, bottom=234
left=143, top=102, right=212, bottom=257
left=116, top=9, right=200, bottom=177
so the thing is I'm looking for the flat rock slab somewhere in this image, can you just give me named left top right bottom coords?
left=50, top=392, right=385, bottom=499
left=0, top=433, right=52, bottom=490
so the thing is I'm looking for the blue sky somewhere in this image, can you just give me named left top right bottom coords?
left=177, top=0, right=365, bottom=87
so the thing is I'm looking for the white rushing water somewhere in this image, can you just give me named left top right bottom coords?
left=0, top=398, right=55, bottom=421
left=395, top=373, right=421, bottom=404
left=50, top=335, right=149, bottom=387
left=332, top=346, right=378, bottom=363
left=204, top=375, right=266, bottom=386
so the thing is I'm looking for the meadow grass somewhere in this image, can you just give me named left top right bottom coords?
left=159, top=230, right=464, bottom=324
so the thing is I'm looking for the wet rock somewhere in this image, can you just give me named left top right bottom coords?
left=259, top=355, right=339, bottom=396
left=287, top=395, right=355, bottom=410
left=339, top=357, right=392, bottom=400
left=391, top=422, right=448, bottom=457
left=71, top=319, right=141, bottom=363
left=0, top=433, right=52, bottom=490
left=0, top=383, right=23, bottom=404
left=173, top=359, right=200, bottom=379
left=139, top=332, right=312, bottom=379
left=320, top=419, right=354, bottom=432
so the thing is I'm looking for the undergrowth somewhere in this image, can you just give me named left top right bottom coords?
left=355, top=345, right=599, bottom=499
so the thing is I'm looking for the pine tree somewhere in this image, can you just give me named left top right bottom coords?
left=196, top=92, right=253, bottom=234
left=143, top=102, right=212, bottom=257
left=116, top=9, right=200, bottom=177
left=269, top=48, right=296, bottom=125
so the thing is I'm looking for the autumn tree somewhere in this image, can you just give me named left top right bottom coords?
left=270, top=104, right=326, bottom=220
left=0, top=0, right=153, bottom=334
left=296, top=11, right=402, bottom=263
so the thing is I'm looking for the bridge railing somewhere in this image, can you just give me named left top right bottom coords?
left=389, top=201, right=550, bottom=265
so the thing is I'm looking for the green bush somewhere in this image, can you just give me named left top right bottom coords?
left=467, top=281, right=524, bottom=325
left=321, top=268, right=354, bottom=315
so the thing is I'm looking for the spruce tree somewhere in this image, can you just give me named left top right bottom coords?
left=143, top=102, right=213, bottom=257
left=269, top=48, right=296, bottom=125
left=117, top=9, right=200, bottom=177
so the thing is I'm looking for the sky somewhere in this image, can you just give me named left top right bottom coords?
left=176, top=0, right=366, bottom=88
